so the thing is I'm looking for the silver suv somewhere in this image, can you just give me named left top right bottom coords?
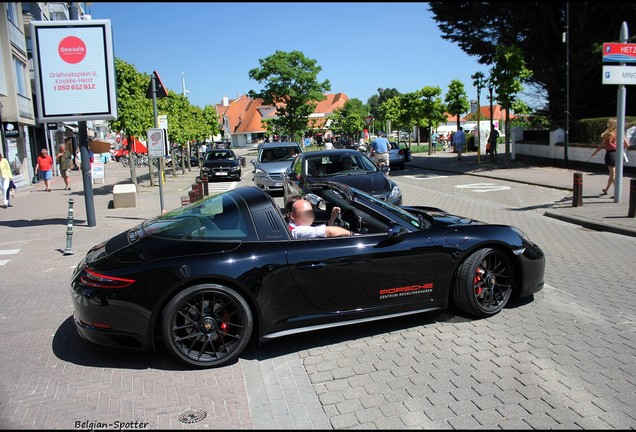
left=251, top=142, right=302, bottom=192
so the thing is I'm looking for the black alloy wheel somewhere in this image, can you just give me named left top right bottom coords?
left=162, top=284, right=253, bottom=368
left=452, top=248, right=514, bottom=318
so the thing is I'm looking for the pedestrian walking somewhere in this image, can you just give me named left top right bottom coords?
left=35, top=148, right=54, bottom=192
left=452, top=129, right=466, bottom=160
left=486, top=126, right=499, bottom=162
left=0, top=152, right=14, bottom=208
left=56, top=143, right=73, bottom=191
left=591, top=118, right=629, bottom=198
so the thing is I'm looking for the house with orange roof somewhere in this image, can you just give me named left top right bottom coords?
left=215, top=93, right=350, bottom=147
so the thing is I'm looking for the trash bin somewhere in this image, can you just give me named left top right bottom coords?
left=240, top=156, right=246, bottom=167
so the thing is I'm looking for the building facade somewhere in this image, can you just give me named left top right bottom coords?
left=1, top=2, right=94, bottom=187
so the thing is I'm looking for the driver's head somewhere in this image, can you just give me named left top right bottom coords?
left=290, top=199, right=315, bottom=226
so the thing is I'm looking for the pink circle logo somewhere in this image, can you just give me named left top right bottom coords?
left=58, top=36, right=87, bottom=64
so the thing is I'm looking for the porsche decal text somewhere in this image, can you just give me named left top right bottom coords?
left=379, top=283, right=433, bottom=299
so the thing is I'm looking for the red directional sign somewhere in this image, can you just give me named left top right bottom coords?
left=603, top=43, right=636, bottom=63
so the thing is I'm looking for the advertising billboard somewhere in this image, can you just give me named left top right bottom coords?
left=31, top=20, right=117, bottom=122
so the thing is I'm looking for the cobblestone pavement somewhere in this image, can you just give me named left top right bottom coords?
left=0, top=149, right=634, bottom=429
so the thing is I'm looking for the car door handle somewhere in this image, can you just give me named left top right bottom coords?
left=295, top=262, right=326, bottom=270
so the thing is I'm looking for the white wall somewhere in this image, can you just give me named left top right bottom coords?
left=511, top=127, right=633, bottom=168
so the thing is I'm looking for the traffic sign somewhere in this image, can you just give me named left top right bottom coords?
left=364, top=116, right=373, bottom=125
left=602, top=65, right=636, bottom=85
left=603, top=43, right=636, bottom=63
left=147, top=128, right=167, bottom=157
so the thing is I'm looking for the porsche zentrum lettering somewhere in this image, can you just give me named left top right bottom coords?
left=379, top=283, right=433, bottom=299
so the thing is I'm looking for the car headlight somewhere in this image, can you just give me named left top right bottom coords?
left=388, top=185, right=401, bottom=201
left=230, top=166, right=241, bottom=172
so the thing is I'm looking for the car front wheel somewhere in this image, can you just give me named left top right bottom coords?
left=162, top=284, right=253, bottom=368
left=452, top=248, right=513, bottom=318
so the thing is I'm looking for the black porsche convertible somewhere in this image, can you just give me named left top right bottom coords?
left=70, top=181, right=545, bottom=368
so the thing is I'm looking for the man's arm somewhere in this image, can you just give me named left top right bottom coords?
left=325, top=226, right=353, bottom=237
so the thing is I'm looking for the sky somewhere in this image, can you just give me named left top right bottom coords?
left=88, top=2, right=490, bottom=109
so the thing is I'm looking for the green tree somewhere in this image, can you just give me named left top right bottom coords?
left=110, top=58, right=154, bottom=185
left=415, top=87, right=447, bottom=154
left=379, top=96, right=406, bottom=139
left=158, top=91, right=193, bottom=175
left=491, top=45, right=533, bottom=167
left=367, top=88, right=401, bottom=132
left=330, top=98, right=368, bottom=139
left=202, top=105, right=221, bottom=140
left=445, top=79, right=470, bottom=131
left=248, top=50, right=331, bottom=142
left=428, top=2, right=636, bottom=124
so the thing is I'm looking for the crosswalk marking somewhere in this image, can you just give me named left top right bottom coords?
left=0, top=249, right=19, bottom=266
left=455, top=183, right=511, bottom=192
left=0, top=249, right=20, bottom=255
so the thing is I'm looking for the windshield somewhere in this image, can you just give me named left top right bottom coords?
left=259, top=146, right=300, bottom=162
left=353, top=188, right=422, bottom=230
left=305, top=153, right=378, bottom=177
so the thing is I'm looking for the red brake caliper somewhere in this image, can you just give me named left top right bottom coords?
left=219, top=310, right=230, bottom=333
left=474, top=267, right=485, bottom=295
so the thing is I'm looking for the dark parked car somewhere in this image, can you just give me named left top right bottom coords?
left=283, top=149, right=402, bottom=206
left=199, top=149, right=242, bottom=181
left=70, top=182, right=545, bottom=368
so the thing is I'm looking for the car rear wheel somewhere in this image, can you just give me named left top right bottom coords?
left=452, top=248, right=513, bottom=318
left=162, top=284, right=253, bottom=368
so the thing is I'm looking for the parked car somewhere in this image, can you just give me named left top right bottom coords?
left=214, top=140, right=231, bottom=149
left=388, top=142, right=406, bottom=170
left=283, top=149, right=402, bottom=206
left=251, top=141, right=302, bottom=192
left=69, top=182, right=546, bottom=368
left=199, top=149, right=241, bottom=181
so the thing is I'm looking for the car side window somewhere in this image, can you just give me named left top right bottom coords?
left=145, top=194, right=254, bottom=240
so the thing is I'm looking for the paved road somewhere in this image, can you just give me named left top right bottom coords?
left=1, top=149, right=635, bottom=429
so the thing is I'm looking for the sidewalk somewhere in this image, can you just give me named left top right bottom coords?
left=403, top=149, right=636, bottom=237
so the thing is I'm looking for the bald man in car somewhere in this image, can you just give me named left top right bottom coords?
left=287, top=198, right=353, bottom=238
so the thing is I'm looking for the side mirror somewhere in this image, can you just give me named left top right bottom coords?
left=250, top=159, right=256, bottom=166
left=387, top=223, right=406, bottom=241
left=288, top=172, right=299, bottom=181
left=305, top=193, right=327, bottom=211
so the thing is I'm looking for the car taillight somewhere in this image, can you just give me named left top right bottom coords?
left=80, top=267, right=135, bottom=289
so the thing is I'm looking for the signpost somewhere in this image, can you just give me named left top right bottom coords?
left=602, top=22, right=631, bottom=203
left=603, top=43, right=636, bottom=63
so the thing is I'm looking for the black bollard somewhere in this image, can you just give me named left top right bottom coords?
left=573, top=172, right=583, bottom=207
left=64, top=198, right=74, bottom=255
left=629, top=178, right=636, bottom=218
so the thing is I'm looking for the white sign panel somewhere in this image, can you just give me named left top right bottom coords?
left=147, top=128, right=167, bottom=158
left=158, top=115, right=168, bottom=130
left=31, top=20, right=117, bottom=122
left=602, top=65, right=636, bottom=85
left=92, top=161, right=104, bottom=179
